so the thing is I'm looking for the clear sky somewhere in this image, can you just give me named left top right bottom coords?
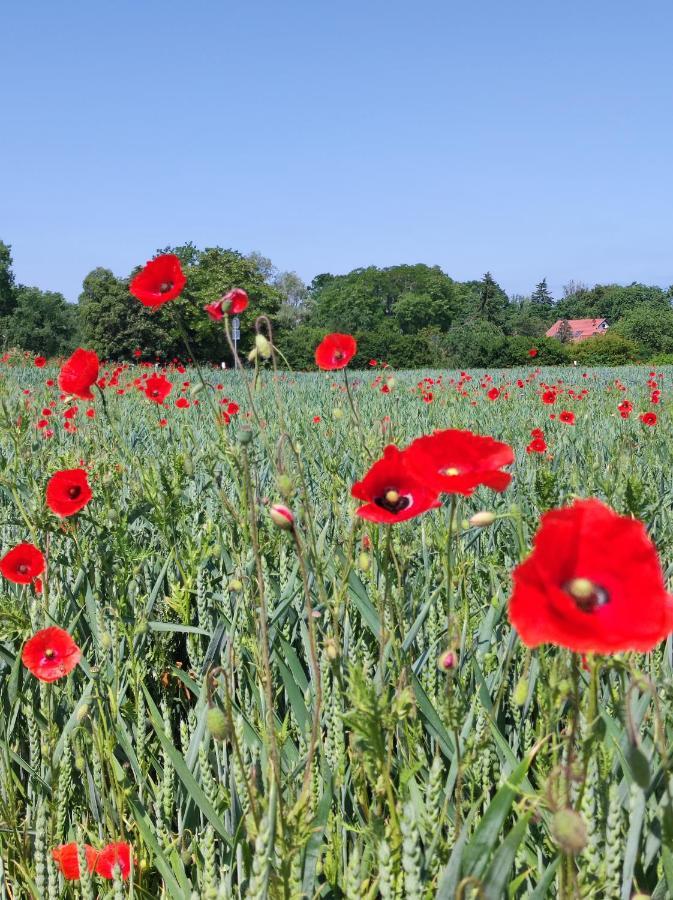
left=3, top=0, right=673, bottom=302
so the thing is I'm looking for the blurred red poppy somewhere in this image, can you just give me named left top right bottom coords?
left=22, top=626, right=81, bottom=682
left=528, top=348, right=538, bottom=358
left=315, top=333, right=357, bottom=370
left=130, top=254, right=186, bottom=307
left=559, top=410, right=575, bottom=425
left=52, top=843, right=98, bottom=880
left=95, top=842, right=132, bottom=879
left=526, top=437, right=547, bottom=454
left=351, top=445, right=442, bottom=524
left=487, top=387, right=500, bottom=401
left=0, top=543, right=45, bottom=584
left=34, top=356, right=47, bottom=368
left=640, top=411, right=657, bottom=426
left=144, top=374, right=173, bottom=404
left=405, top=429, right=514, bottom=496
left=58, top=349, right=100, bottom=400
left=46, top=468, right=92, bottom=517
left=508, top=498, right=673, bottom=653
left=542, top=390, right=556, bottom=404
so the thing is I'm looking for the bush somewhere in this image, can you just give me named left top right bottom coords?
left=570, top=333, right=639, bottom=366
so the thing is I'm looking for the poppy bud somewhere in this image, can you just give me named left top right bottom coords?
left=255, top=334, right=272, bottom=359
left=277, top=474, right=293, bottom=498
left=206, top=706, right=228, bottom=741
left=513, top=676, right=528, bottom=706
left=247, top=347, right=258, bottom=362
left=437, top=649, right=458, bottom=672
left=76, top=704, right=89, bottom=722
left=551, top=808, right=587, bottom=854
left=469, top=511, right=496, bottom=528
left=325, top=638, right=339, bottom=660
left=358, top=552, right=371, bottom=572
left=238, top=428, right=254, bottom=445
left=332, top=408, right=344, bottom=420
left=270, top=504, right=294, bottom=530
left=228, top=579, right=243, bottom=592
left=75, top=755, right=86, bottom=772
left=100, top=632, right=112, bottom=650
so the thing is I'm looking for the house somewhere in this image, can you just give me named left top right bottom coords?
left=545, top=318, right=608, bottom=343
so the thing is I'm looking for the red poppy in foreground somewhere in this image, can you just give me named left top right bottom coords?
left=46, top=468, right=92, bottom=517
left=58, top=348, right=100, bottom=400
left=508, top=498, right=673, bottom=653
left=52, top=843, right=98, bottom=880
left=405, top=429, right=514, bottom=496
left=351, top=445, right=442, bottom=524
left=0, top=543, right=45, bottom=585
left=129, top=254, right=186, bottom=307
left=144, top=373, right=173, bottom=404
left=315, top=333, right=357, bottom=370
left=95, top=842, right=132, bottom=879
left=22, top=626, right=81, bottom=682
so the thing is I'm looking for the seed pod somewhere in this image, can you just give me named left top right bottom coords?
left=551, top=808, right=587, bottom=854
left=206, top=706, right=228, bottom=741
left=513, top=676, right=528, bottom=706
left=469, top=511, right=496, bottom=528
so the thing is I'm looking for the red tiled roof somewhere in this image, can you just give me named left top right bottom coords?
left=546, top=318, right=608, bottom=342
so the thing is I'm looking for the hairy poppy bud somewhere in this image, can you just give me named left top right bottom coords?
left=248, top=347, right=258, bottom=362
left=228, top=578, right=243, bottom=592
left=270, top=504, right=294, bottom=530
left=513, top=676, right=528, bottom=706
left=325, top=638, right=339, bottom=660
left=437, top=649, right=457, bottom=672
left=255, top=334, right=272, bottom=359
left=206, top=706, right=227, bottom=741
left=551, top=808, right=587, bottom=854
left=469, top=511, right=496, bottom=528
left=277, top=474, right=293, bottom=498
left=358, top=552, right=371, bottom=572
left=76, top=704, right=89, bottom=722
left=238, top=428, right=254, bottom=445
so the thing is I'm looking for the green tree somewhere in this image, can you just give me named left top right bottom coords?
left=530, top=277, right=554, bottom=308
left=5, top=287, right=80, bottom=356
left=572, top=332, right=638, bottom=366
left=0, top=241, right=17, bottom=319
left=614, top=304, right=673, bottom=356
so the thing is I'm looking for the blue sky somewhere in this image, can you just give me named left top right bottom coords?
left=2, top=0, right=673, bottom=302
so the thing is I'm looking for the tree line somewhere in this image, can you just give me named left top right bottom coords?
left=2, top=238, right=673, bottom=368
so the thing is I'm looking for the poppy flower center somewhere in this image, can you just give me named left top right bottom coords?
left=17, top=563, right=29, bottom=574
left=375, top=488, right=411, bottom=514
left=565, top=577, right=609, bottom=613
left=158, top=281, right=173, bottom=294
left=44, top=648, right=55, bottom=659
left=334, top=351, right=344, bottom=360
left=444, top=467, right=460, bottom=476
left=67, top=485, right=81, bottom=500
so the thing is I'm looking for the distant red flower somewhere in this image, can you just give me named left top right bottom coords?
left=640, top=411, right=657, bottom=426
left=369, top=359, right=378, bottom=366
left=315, top=333, right=357, bottom=370
left=22, top=626, right=81, bottom=682
left=526, top=437, right=547, bottom=454
left=0, top=543, right=45, bottom=585
left=130, top=254, right=186, bottom=307
left=351, top=445, right=442, bottom=524
left=52, top=843, right=98, bottom=880
left=176, top=397, right=190, bottom=409
left=204, top=300, right=224, bottom=321
left=58, top=349, right=100, bottom=400
left=223, top=288, right=249, bottom=314
left=405, top=429, right=514, bottom=496
left=487, top=387, right=500, bottom=401
left=46, top=468, right=92, bottom=517
left=95, top=843, right=132, bottom=880
left=530, top=428, right=544, bottom=439
left=144, top=374, right=173, bottom=404
left=541, top=390, right=556, bottom=405
left=133, top=349, right=142, bottom=358
left=509, top=499, right=673, bottom=653
left=559, top=410, right=575, bottom=425
left=313, top=415, right=321, bottom=423
left=34, top=356, right=46, bottom=368
left=528, top=348, right=538, bottom=358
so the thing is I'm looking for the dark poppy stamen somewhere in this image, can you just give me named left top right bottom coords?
left=374, top=488, right=411, bottom=515
left=159, top=281, right=173, bottom=294
left=44, top=648, right=54, bottom=659
left=17, top=563, right=29, bottom=575
left=67, top=486, right=81, bottom=500
left=565, top=577, right=609, bottom=613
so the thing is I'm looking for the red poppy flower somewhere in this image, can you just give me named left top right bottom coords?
left=58, top=349, right=99, bottom=400
left=526, top=437, right=547, bottom=454
left=0, top=543, right=45, bottom=584
left=144, top=374, right=173, bottom=404
left=528, top=348, right=538, bottom=358
left=34, top=356, right=47, bottom=368
left=129, top=254, right=186, bottom=307
left=509, top=499, right=673, bottom=653
left=487, top=387, right=500, bottom=401
left=22, top=626, right=81, bottom=682
left=640, top=412, right=657, bottom=426
left=559, top=410, right=575, bottom=425
left=223, top=288, right=248, bottom=314
left=204, top=300, right=224, bottom=321
left=404, top=429, right=514, bottom=496
left=46, top=468, right=92, bottom=517
left=176, top=397, right=190, bottom=409
left=95, top=843, right=132, bottom=880
left=351, top=445, right=442, bottom=524
left=315, top=333, right=357, bottom=370
left=52, top=843, right=98, bottom=880
left=541, top=390, right=556, bottom=405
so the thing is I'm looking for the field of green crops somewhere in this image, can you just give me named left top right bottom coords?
left=2, top=357, right=673, bottom=899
